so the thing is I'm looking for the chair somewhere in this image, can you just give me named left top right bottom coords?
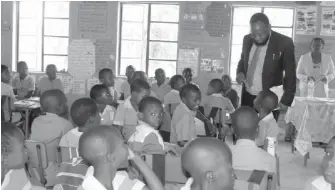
left=25, top=137, right=61, bottom=186
left=263, top=138, right=280, bottom=186
left=234, top=169, right=277, bottom=190
left=2, top=95, right=24, bottom=129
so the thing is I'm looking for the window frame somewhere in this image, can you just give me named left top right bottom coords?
left=117, top=2, right=180, bottom=77
left=229, top=5, right=295, bottom=81
left=13, top=1, right=70, bottom=72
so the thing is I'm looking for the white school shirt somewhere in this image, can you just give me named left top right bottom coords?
left=100, top=105, right=116, bottom=125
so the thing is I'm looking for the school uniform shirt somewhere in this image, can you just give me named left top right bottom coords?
left=1, top=169, right=32, bottom=190
left=100, top=105, right=116, bottom=125
left=12, top=75, right=35, bottom=98
left=170, top=103, right=197, bottom=145
left=151, top=83, right=171, bottom=102
left=78, top=168, right=145, bottom=190
left=202, top=93, right=235, bottom=124
left=38, top=77, right=64, bottom=94
left=120, top=80, right=131, bottom=99
left=113, top=96, right=139, bottom=140
left=30, top=112, right=73, bottom=142
left=255, top=113, right=279, bottom=147
left=163, top=89, right=181, bottom=114
left=180, top=178, right=194, bottom=190
left=109, top=86, right=120, bottom=100
left=304, top=176, right=331, bottom=190
left=59, top=128, right=83, bottom=148
left=231, top=139, right=276, bottom=174
left=128, top=121, right=165, bottom=154
left=1, top=82, right=16, bottom=121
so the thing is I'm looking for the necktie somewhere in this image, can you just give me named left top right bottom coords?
left=246, top=46, right=261, bottom=87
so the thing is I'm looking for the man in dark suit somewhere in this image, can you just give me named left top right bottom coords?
left=236, top=13, right=296, bottom=120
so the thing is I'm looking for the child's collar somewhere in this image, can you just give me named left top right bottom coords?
left=259, top=112, right=274, bottom=122
left=171, top=89, right=179, bottom=94
left=211, top=93, right=222, bottom=97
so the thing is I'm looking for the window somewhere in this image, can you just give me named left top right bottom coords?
left=15, top=1, right=69, bottom=72
left=229, top=6, right=294, bottom=81
left=118, top=3, right=179, bottom=77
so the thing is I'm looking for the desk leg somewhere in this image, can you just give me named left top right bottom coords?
left=25, top=110, right=29, bottom=140
left=304, top=152, right=310, bottom=167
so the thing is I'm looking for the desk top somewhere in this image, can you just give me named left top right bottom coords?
left=14, top=98, right=40, bottom=109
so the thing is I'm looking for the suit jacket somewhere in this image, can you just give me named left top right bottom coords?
left=236, top=31, right=296, bottom=106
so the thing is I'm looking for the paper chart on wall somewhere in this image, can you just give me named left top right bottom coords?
left=62, top=75, right=74, bottom=94
left=68, top=39, right=96, bottom=80
left=199, top=58, right=224, bottom=74
left=320, top=7, right=335, bottom=36
left=78, top=1, right=108, bottom=38
left=295, top=6, right=317, bottom=35
left=86, top=77, right=100, bottom=92
left=72, top=79, right=86, bottom=95
left=177, top=48, right=199, bottom=77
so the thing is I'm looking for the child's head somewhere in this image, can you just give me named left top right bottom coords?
left=182, top=68, right=193, bottom=83
left=125, top=65, right=135, bottom=81
left=155, top=68, right=166, bottom=85
left=40, top=89, right=68, bottom=116
left=1, top=65, right=11, bottom=83
left=79, top=125, right=127, bottom=173
left=17, top=61, right=28, bottom=76
left=207, top=79, right=224, bottom=95
left=180, top=83, right=201, bottom=111
left=253, top=90, right=278, bottom=113
left=90, top=84, right=113, bottom=105
left=321, top=136, right=335, bottom=183
left=1, top=122, right=28, bottom=171
left=132, top=71, right=148, bottom=83
left=45, top=64, right=57, bottom=80
left=169, top=75, right=185, bottom=91
left=182, top=137, right=234, bottom=190
left=231, top=106, right=259, bottom=140
left=221, top=75, right=232, bottom=91
left=71, top=98, right=101, bottom=129
left=138, top=96, right=164, bottom=129
left=99, top=68, right=115, bottom=87
left=130, top=79, right=151, bottom=105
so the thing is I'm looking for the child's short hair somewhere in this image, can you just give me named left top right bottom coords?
left=46, top=64, right=57, bottom=71
left=169, top=75, right=185, bottom=88
left=221, top=75, right=232, bottom=83
left=132, top=71, right=147, bottom=81
left=1, top=122, right=23, bottom=158
left=1, top=65, right=9, bottom=73
left=90, top=84, right=109, bottom=100
left=138, top=96, right=162, bottom=113
left=98, top=68, right=113, bottom=80
left=259, top=90, right=279, bottom=111
left=180, top=83, right=201, bottom=99
left=209, top=79, right=224, bottom=93
left=182, top=68, right=192, bottom=75
left=70, top=98, right=99, bottom=127
left=130, top=79, right=150, bottom=93
left=155, top=68, right=164, bottom=76
left=17, top=61, right=27, bottom=68
left=40, top=89, right=66, bottom=113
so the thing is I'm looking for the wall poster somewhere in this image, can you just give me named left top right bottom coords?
left=295, top=6, right=317, bottom=35
left=321, top=7, right=335, bottom=36
left=177, top=47, right=200, bottom=77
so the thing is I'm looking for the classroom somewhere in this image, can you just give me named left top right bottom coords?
left=1, top=1, right=335, bottom=190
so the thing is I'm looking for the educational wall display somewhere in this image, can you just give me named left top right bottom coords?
left=86, top=77, right=100, bottom=92
left=177, top=47, right=200, bottom=77
left=95, top=39, right=116, bottom=74
left=205, top=2, right=230, bottom=37
left=295, top=6, right=317, bottom=35
left=200, top=59, right=224, bottom=74
left=321, top=7, right=335, bottom=36
left=72, top=79, right=86, bottom=95
left=180, top=2, right=206, bottom=36
left=78, top=1, right=108, bottom=38
left=62, top=75, right=74, bottom=94
left=68, top=39, right=96, bottom=80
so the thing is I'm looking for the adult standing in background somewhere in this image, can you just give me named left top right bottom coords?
left=120, top=65, right=135, bottom=100
left=236, top=13, right=296, bottom=120
left=297, top=38, right=335, bottom=98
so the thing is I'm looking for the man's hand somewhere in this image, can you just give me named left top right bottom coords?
left=236, top=72, right=246, bottom=84
left=279, top=102, right=288, bottom=113
left=320, top=75, right=327, bottom=83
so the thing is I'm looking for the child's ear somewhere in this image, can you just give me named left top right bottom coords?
left=138, top=112, right=144, bottom=120
left=205, top=171, right=216, bottom=182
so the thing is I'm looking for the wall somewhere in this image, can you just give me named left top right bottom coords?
left=1, top=1, right=335, bottom=106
